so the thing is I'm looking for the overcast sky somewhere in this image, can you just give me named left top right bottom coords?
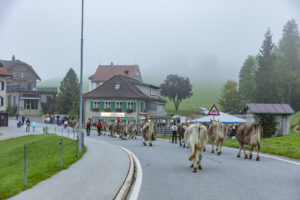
left=0, top=0, right=299, bottom=83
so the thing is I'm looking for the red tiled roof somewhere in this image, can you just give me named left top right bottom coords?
left=89, top=65, right=138, bottom=82
left=0, top=67, right=12, bottom=76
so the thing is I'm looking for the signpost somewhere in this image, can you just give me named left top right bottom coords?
left=208, top=104, right=220, bottom=121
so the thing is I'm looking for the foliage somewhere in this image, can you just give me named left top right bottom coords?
left=290, top=111, right=300, bottom=127
left=0, top=135, right=86, bottom=199
left=257, top=114, right=277, bottom=138
left=218, top=80, right=242, bottom=113
left=239, top=56, right=257, bottom=103
left=255, top=28, right=277, bottom=103
left=224, top=128, right=300, bottom=160
left=56, top=68, right=80, bottom=115
left=6, top=100, right=17, bottom=116
left=160, top=74, right=193, bottom=111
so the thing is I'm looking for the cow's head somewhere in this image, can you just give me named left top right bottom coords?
left=226, top=124, right=237, bottom=137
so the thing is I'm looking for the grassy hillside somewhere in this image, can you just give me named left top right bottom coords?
left=290, top=111, right=300, bottom=127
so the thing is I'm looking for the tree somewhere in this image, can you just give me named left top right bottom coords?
left=275, top=19, right=300, bottom=110
left=255, top=28, right=277, bottom=103
left=56, top=68, right=80, bottom=116
left=160, top=74, right=192, bottom=111
left=218, top=80, right=242, bottom=114
left=239, top=55, right=258, bottom=103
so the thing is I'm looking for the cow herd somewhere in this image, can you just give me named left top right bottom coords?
left=179, top=120, right=263, bottom=172
left=75, top=119, right=262, bottom=173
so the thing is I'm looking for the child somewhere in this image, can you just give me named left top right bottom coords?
left=32, top=121, right=36, bottom=132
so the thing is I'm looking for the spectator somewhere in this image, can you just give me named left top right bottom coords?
left=26, top=118, right=30, bottom=132
left=171, top=123, right=178, bottom=144
left=17, top=120, right=21, bottom=128
left=32, top=121, right=36, bottom=132
left=22, top=115, right=25, bottom=126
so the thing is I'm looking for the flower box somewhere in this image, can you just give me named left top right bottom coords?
left=104, top=108, right=111, bottom=112
left=92, top=107, right=99, bottom=112
left=115, top=108, right=122, bottom=112
left=126, top=108, right=134, bottom=113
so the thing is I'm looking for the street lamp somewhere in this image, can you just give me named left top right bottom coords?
left=78, top=0, right=84, bottom=152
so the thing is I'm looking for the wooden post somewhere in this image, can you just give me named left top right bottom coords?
left=24, top=145, right=27, bottom=186
left=60, top=139, right=63, bottom=168
left=76, top=136, right=79, bottom=159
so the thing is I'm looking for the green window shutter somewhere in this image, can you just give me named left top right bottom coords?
left=111, top=101, right=116, bottom=111
left=133, top=119, right=136, bottom=123
left=133, top=102, right=136, bottom=112
left=122, top=119, right=127, bottom=123
left=90, top=101, right=93, bottom=111
left=0, top=97, right=3, bottom=106
left=122, top=102, right=127, bottom=112
left=100, top=102, right=104, bottom=111
left=1, top=82, right=4, bottom=91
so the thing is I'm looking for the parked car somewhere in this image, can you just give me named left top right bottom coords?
left=198, top=107, right=209, bottom=115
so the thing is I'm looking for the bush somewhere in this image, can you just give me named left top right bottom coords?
left=6, top=103, right=17, bottom=116
left=258, top=114, right=277, bottom=138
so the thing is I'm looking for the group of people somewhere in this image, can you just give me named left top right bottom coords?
left=17, top=115, right=36, bottom=132
left=86, top=117, right=122, bottom=136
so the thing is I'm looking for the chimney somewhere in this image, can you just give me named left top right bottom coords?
left=110, top=61, right=114, bottom=69
left=12, top=55, right=15, bottom=61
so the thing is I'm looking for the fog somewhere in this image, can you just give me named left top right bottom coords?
left=0, top=0, right=299, bottom=84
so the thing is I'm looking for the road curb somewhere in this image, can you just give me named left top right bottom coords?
left=114, top=147, right=135, bottom=200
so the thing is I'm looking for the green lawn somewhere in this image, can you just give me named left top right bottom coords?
left=0, top=134, right=86, bottom=199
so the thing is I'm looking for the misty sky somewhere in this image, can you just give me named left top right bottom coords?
left=0, top=0, right=300, bottom=83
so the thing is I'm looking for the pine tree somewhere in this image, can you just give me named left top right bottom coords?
left=239, top=55, right=258, bottom=103
left=255, top=28, right=277, bottom=103
left=276, top=19, right=300, bottom=110
left=218, top=80, right=242, bottom=114
left=56, top=68, right=80, bottom=116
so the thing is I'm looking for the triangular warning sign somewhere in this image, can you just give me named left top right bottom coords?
left=208, top=104, right=220, bottom=116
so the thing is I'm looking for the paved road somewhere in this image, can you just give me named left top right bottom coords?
left=87, top=130, right=300, bottom=200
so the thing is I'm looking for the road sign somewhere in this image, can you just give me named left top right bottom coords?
left=208, top=104, right=220, bottom=116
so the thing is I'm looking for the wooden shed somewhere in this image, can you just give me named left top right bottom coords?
left=242, top=103, right=295, bottom=136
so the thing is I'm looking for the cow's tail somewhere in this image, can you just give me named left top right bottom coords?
left=189, top=144, right=197, bottom=161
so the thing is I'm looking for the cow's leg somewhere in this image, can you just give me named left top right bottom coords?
left=143, top=138, right=146, bottom=146
left=256, top=143, right=260, bottom=161
left=179, top=135, right=182, bottom=146
left=243, top=146, right=248, bottom=159
left=193, top=155, right=197, bottom=173
left=149, top=137, right=153, bottom=146
left=211, top=139, right=215, bottom=153
left=198, top=150, right=203, bottom=170
left=237, top=146, right=242, bottom=157
left=217, top=139, right=223, bottom=155
left=249, top=146, right=253, bottom=159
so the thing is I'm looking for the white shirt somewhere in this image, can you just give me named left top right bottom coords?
left=171, top=125, right=177, bottom=131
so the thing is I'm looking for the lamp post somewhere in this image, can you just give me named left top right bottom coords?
left=78, top=0, right=84, bottom=152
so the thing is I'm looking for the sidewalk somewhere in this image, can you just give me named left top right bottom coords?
left=0, top=120, right=130, bottom=200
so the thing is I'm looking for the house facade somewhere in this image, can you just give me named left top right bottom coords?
left=0, top=67, right=12, bottom=111
left=88, top=62, right=142, bottom=91
left=0, top=56, right=57, bottom=116
left=242, top=103, right=295, bottom=136
left=83, top=75, right=166, bottom=124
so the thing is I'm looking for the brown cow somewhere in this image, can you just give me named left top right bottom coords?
left=128, top=122, right=138, bottom=139
left=178, top=123, right=187, bottom=147
left=208, top=120, right=225, bottom=155
left=228, top=122, right=262, bottom=161
left=142, top=121, right=156, bottom=146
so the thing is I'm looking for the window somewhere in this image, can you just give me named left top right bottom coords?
left=105, top=101, right=111, bottom=108
left=24, top=99, right=38, bottom=110
left=93, top=101, right=100, bottom=109
left=0, top=81, right=4, bottom=90
left=115, top=82, right=120, bottom=90
left=21, top=72, right=24, bottom=79
left=0, top=97, right=3, bottom=107
left=124, top=70, right=129, bottom=75
left=116, top=101, right=122, bottom=108
left=150, top=88, right=157, bottom=96
left=127, top=102, right=134, bottom=109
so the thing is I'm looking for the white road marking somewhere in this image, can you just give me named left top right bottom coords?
left=222, top=146, right=300, bottom=167
left=120, top=147, right=143, bottom=200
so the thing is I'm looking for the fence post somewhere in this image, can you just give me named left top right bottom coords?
left=76, top=136, right=79, bottom=159
left=24, top=145, right=27, bottom=186
left=82, top=131, right=84, bottom=148
left=55, top=126, right=56, bottom=134
left=60, top=139, right=63, bottom=168
left=68, top=129, right=69, bottom=138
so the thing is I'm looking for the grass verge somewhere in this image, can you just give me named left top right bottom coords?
left=0, top=134, right=86, bottom=199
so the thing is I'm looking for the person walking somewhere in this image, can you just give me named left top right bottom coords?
left=22, top=115, right=25, bottom=126
left=32, top=121, right=36, bottom=132
left=171, top=122, right=178, bottom=144
left=97, top=120, right=102, bottom=136
left=25, top=118, right=30, bottom=132
left=86, top=118, right=91, bottom=136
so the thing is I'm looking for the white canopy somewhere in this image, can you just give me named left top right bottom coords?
left=193, top=112, right=246, bottom=124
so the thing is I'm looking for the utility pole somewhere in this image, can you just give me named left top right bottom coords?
left=78, top=0, right=84, bottom=152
